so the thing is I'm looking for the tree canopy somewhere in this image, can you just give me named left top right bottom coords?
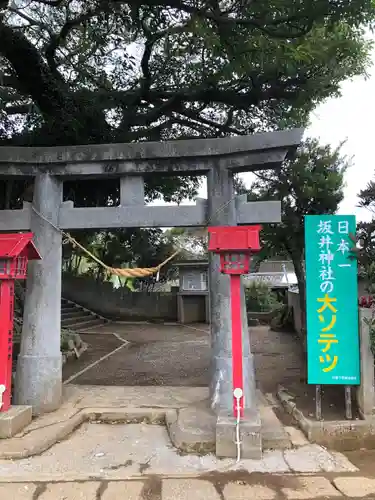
left=1, top=0, right=373, bottom=203
left=248, top=138, right=349, bottom=326
left=0, top=0, right=374, bottom=149
left=354, top=178, right=375, bottom=294
left=1, top=0, right=374, bottom=281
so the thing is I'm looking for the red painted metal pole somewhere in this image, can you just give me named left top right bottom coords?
left=230, top=273, right=244, bottom=417
left=0, top=280, right=14, bottom=412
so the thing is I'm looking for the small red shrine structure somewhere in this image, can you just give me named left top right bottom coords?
left=208, top=225, right=262, bottom=417
left=0, top=233, right=41, bottom=412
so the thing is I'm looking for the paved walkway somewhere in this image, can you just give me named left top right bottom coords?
left=4, top=325, right=369, bottom=498
left=0, top=422, right=359, bottom=478
left=4, top=475, right=375, bottom=499
left=0, top=386, right=363, bottom=478
left=0, top=386, right=373, bottom=498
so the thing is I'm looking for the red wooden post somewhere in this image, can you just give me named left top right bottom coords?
left=208, top=225, right=262, bottom=418
left=230, top=273, right=244, bottom=416
left=0, top=281, right=15, bottom=411
left=0, top=233, right=41, bottom=412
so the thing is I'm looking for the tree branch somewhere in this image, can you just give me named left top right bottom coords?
left=0, top=19, right=112, bottom=144
left=34, top=0, right=65, bottom=5
left=0, top=19, right=68, bottom=116
left=45, top=6, right=104, bottom=74
left=175, top=106, right=242, bottom=135
left=1, top=71, right=305, bottom=122
left=8, top=6, right=53, bottom=34
left=134, top=0, right=318, bottom=38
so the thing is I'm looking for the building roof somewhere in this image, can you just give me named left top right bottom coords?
left=0, top=232, right=41, bottom=260
left=175, top=260, right=208, bottom=268
left=258, top=260, right=295, bottom=273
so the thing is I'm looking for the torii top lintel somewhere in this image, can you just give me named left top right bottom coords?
left=0, top=129, right=303, bottom=178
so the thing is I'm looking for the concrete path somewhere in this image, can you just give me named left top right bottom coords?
left=5, top=325, right=369, bottom=498
left=0, top=421, right=358, bottom=480
left=4, top=475, right=375, bottom=499
left=0, top=385, right=373, bottom=498
left=0, top=386, right=363, bottom=483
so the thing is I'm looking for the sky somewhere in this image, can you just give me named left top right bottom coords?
left=307, top=48, right=375, bottom=222
left=216, top=47, right=375, bottom=222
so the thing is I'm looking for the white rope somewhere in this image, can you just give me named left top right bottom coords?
left=233, top=388, right=243, bottom=463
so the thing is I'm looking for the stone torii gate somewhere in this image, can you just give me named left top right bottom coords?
left=0, top=128, right=303, bottom=456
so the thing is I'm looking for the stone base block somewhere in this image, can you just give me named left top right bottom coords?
left=260, top=405, right=291, bottom=450
left=15, top=354, right=62, bottom=416
left=216, top=411, right=262, bottom=459
left=166, top=404, right=216, bottom=454
left=0, top=406, right=32, bottom=438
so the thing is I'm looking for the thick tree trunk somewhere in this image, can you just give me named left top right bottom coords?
left=0, top=21, right=111, bottom=145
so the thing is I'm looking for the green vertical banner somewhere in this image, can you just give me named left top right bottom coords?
left=305, top=215, right=360, bottom=385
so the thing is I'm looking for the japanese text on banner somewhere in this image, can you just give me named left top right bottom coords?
left=305, top=215, right=359, bottom=385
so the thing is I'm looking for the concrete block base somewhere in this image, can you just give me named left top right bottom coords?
left=260, top=404, right=291, bottom=450
left=0, top=406, right=32, bottom=438
left=15, top=354, right=62, bottom=416
left=166, top=404, right=216, bottom=454
left=166, top=391, right=291, bottom=457
left=216, top=411, right=262, bottom=459
left=278, top=387, right=375, bottom=451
